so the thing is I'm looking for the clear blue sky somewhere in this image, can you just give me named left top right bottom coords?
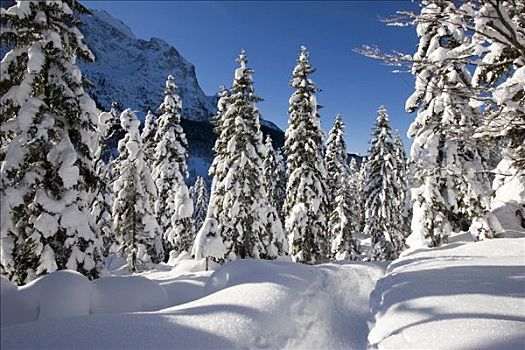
left=83, top=1, right=419, bottom=155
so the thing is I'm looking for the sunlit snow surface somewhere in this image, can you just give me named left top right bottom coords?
left=368, top=235, right=525, bottom=349
left=2, top=235, right=524, bottom=349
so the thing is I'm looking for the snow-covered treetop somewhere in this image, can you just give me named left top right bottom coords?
left=376, top=105, right=389, bottom=124
left=326, top=114, right=349, bottom=184
left=159, top=74, right=182, bottom=115
left=236, top=49, right=248, bottom=68
left=291, top=46, right=318, bottom=93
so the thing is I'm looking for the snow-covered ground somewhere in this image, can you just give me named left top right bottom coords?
left=1, top=256, right=384, bottom=349
left=1, top=235, right=524, bottom=349
left=368, top=235, right=525, bottom=349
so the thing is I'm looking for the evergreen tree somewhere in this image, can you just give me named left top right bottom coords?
left=263, top=135, right=287, bottom=222
left=325, top=115, right=347, bottom=210
left=348, top=158, right=365, bottom=232
left=141, top=110, right=157, bottom=167
left=364, top=106, right=403, bottom=261
left=1, top=0, right=103, bottom=284
left=405, top=0, right=501, bottom=248
left=190, top=176, right=209, bottom=234
left=355, top=158, right=367, bottom=232
left=325, top=115, right=359, bottom=260
left=393, top=133, right=410, bottom=240
left=151, top=75, right=193, bottom=257
left=203, top=51, right=287, bottom=261
left=469, top=0, right=525, bottom=171
left=90, top=108, right=118, bottom=255
left=206, top=86, right=231, bottom=226
left=112, top=109, right=163, bottom=271
left=283, top=46, right=329, bottom=264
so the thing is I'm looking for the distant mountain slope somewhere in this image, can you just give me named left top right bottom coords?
left=77, top=9, right=217, bottom=122
left=0, top=2, right=361, bottom=183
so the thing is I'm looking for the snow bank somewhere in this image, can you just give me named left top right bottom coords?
left=35, top=270, right=91, bottom=321
left=368, top=236, right=525, bottom=349
left=1, top=271, right=91, bottom=327
left=1, top=260, right=384, bottom=349
left=90, top=275, right=167, bottom=314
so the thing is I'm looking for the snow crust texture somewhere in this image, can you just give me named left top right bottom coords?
left=368, top=236, right=525, bottom=349
left=1, top=259, right=383, bottom=349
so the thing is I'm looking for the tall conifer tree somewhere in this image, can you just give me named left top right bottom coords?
left=364, top=106, right=403, bottom=261
left=151, top=75, right=193, bottom=256
left=1, top=0, right=103, bottom=284
left=202, top=51, right=286, bottom=261
left=283, top=46, right=329, bottom=264
left=112, top=109, right=163, bottom=271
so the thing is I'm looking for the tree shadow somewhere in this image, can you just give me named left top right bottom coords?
left=1, top=312, right=237, bottom=349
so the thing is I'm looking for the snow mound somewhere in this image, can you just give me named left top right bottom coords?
left=1, top=271, right=91, bottom=327
left=35, top=270, right=91, bottom=322
left=1, top=277, right=34, bottom=327
left=368, top=236, right=525, bottom=349
left=1, top=260, right=384, bottom=349
left=90, top=275, right=167, bottom=314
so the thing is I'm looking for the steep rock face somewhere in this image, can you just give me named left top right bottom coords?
left=78, top=9, right=216, bottom=122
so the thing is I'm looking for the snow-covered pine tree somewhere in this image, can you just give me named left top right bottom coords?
left=355, top=158, right=367, bottom=232
left=263, top=135, right=287, bottom=222
left=141, top=110, right=157, bottom=168
left=190, top=176, right=209, bottom=233
left=364, top=106, right=404, bottom=261
left=393, top=133, right=410, bottom=240
left=325, top=115, right=359, bottom=260
left=284, top=46, right=329, bottom=264
left=112, top=109, right=163, bottom=271
left=357, top=0, right=524, bottom=231
left=469, top=0, right=525, bottom=171
left=325, top=115, right=345, bottom=211
left=0, top=0, right=103, bottom=284
left=203, top=51, right=287, bottom=261
left=90, top=108, right=119, bottom=255
left=206, top=86, right=231, bottom=225
left=152, top=75, right=193, bottom=257
left=405, top=0, right=501, bottom=248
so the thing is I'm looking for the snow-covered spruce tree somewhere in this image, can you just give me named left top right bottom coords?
left=203, top=51, right=287, bottom=261
left=141, top=110, right=157, bottom=168
left=112, top=109, right=163, bottom=272
left=152, top=75, right=193, bottom=257
left=90, top=108, right=119, bottom=255
left=468, top=1, right=525, bottom=229
left=325, top=115, right=348, bottom=211
left=364, top=106, right=404, bottom=261
left=263, top=134, right=287, bottom=222
left=393, top=133, right=410, bottom=240
left=325, top=115, right=359, bottom=260
left=355, top=158, right=367, bottom=232
left=284, top=46, right=329, bottom=264
left=0, top=0, right=103, bottom=284
left=468, top=0, right=525, bottom=171
left=190, top=176, right=209, bottom=233
left=206, top=86, right=230, bottom=230
left=405, top=0, right=501, bottom=248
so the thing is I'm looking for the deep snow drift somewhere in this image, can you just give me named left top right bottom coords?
left=368, top=236, right=525, bottom=349
left=1, top=236, right=524, bottom=349
left=1, top=258, right=384, bottom=349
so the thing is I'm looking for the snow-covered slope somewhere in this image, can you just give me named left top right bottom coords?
left=0, top=258, right=384, bottom=349
left=2, top=236, right=524, bottom=349
left=368, top=235, right=525, bottom=349
left=77, top=9, right=216, bottom=122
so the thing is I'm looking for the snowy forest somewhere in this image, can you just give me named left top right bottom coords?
left=1, top=1, right=524, bottom=349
